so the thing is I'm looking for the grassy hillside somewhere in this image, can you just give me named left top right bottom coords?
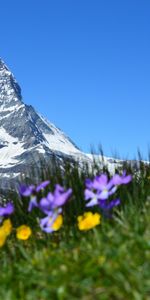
left=0, top=157, right=150, bottom=300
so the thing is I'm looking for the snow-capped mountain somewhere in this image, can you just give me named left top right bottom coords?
left=0, top=58, right=91, bottom=189
left=0, top=58, right=142, bottom=192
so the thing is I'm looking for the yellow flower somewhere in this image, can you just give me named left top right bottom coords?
left=16, top=225, right=32, bottom=240
left=2, top=219, right=12, bottom=236
left=77, top=212, right=101, bottom=231
left=51, top=215, right=63, bottom=231
left=0, top=228, right=7, bottom=247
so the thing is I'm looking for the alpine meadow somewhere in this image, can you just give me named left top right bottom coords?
left=1, top=1, right=150, bottom=299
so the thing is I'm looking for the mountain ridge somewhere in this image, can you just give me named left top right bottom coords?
left=0, top=58, right=92, bottom=190
left=0, top=58, right=144, bottom=193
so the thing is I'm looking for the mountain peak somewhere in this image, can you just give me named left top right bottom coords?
left=0, top=58, right=22, bottom=108
left=0, top=58, right=88, bottom=190
left=0, top=58, right=7, bottom=69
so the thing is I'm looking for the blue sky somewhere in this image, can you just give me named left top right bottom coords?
left=1, top=0, right=150, bottom=159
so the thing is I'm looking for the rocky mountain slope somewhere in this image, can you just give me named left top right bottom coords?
left=0, top=58, right=91, bottom=189
left=0, top=58, right=143, bottom=192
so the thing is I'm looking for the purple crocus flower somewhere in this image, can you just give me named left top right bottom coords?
left=40, top=208, right=62, bottom=233
left=19, top=184, right=35, bottom=197
left=36, top=181, right=51, bottom=192
left=19, top=180, right=50, bottom=212
left=19, top=180, right=50, bottom=196
left=38, top=196, right=51, bottom=214
left=85, top=174, right=117, bottom=195
left=0, top=202, right=14, bottom=217
left=85, top=174, right=117, bottom=207
left=112, top=171, right=132, bottom=185
left=84, top=172, right=132, bottom=210
left=39, top=184, right=72, bottom=214
left=52, top=184, right=72, bottom=208
left=87, top=174, right=114, bottom=190
left=99, top=198, right=120, bottom=210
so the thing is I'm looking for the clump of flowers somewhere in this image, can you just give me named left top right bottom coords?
left=0, top=202, right=14, bottom=247
left=84, top=171, right=132, bottom=214
left=19, top=180, right=50, bottom=212
left=77, top=212, right=101, bottom=231
left=0, top=170, right=132, bottom=248
left=20, top=181, right=72, bottom=233
left=39, top=184, right=72, bottom=233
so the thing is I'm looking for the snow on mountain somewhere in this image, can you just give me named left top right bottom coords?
left=0, top=58, right=92, bottom=190
left=86, top=154, right=124, bottom=174
left=39, top=114, right=81, bottom=155
left=0, top=58, right=141, bottom=192
left=0, top=127, right=25, bottom=168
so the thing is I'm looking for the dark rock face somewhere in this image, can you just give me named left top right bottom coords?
left=0, top=58, right=89, bottom=190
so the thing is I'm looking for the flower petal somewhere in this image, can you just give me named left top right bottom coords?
left=84, top=189, right=97, bottom=201
left=36, top=180, right=50, bottom=192
left=86, top=198, right=98, bottom=207
left=53, top=188, right=72, bottom=208
left=19, top=184, right=35, bottom=196
left=99, top=198, right=120, bottom=210
left=0, top=202, right=14, bottom=217
left=93, top=174, right=108, bottom=190
left=28, top=196, right=38, bottom=212
left=98, top=189, right=109, bottom=200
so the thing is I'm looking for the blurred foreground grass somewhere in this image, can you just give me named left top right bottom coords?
left=0, top=156, right=150, bottom=300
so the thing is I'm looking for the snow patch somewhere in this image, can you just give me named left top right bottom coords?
left=0, top=128, right=25, bottom=167
left=39, top=114, right=80, bottom=155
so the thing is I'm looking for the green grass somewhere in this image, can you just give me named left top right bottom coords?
left=1, top=157, right=150, bottom=299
